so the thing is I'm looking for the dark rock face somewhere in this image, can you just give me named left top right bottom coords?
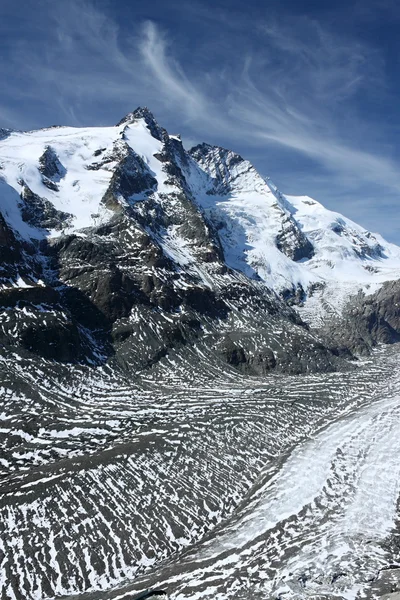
left=0, top=128, right=12, bottom=141
left=0, top=285, right=103, bottom=363
left=38, top=146, right=66, bottom=180
left=21, top=185, right=73, bottom=231
left=19, top=316, right=86, bottom=362
left=101, top=144, right=157, bottom=211
left=280, top=284, right=307, bottom=306
left=222, top=336, right=276, bottom=373
left=265, top=178, right=315, bottom=263
left=117, top=107, right=166, bottom=141
left=38, top=146, right=67, bottom=191
left=218, top=322, right=339, bottom=376
left=0, top=212, right=24, bottom=278
left=0, top=209, right=43, bottom=285
left=324, top=280, right=400, bottom=356
left=276, top=216, right=315, bottom=262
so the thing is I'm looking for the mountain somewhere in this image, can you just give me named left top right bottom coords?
left=2, top=108, right=400, bottom=600
left=0, top=106, right=400, bottom=379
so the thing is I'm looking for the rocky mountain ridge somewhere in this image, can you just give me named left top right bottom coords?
left=0, top=107, right=400, bottom=376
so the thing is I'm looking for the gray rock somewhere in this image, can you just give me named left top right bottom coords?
left=101, top=143, right=157, bottom=211
left=276, top=215, right=315, bottom=262
left=21, top=185, right=73, bottom=231
left=38, top=145, right=66, bottom=180
left=324, top=279, right=400, bottom=355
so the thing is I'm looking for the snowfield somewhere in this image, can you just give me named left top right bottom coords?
left=1, top=116, right=400, bottom=312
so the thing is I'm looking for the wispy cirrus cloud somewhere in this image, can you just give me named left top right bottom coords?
left=139, top=17, right=400, bottom=185
left=0, top=0, right=399, bottom=239
left=136, top=14, right=400, bottom=236
left=139, top=21, right=205, bottom=118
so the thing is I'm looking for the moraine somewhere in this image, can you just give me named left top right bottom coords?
left=2, top=346, right=400, bottom=600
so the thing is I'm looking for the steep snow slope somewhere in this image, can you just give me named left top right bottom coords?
left=1, top=106, right=400, bottom=365
left=1, top=113, right=400, bottom=301
left=0, top=117, right=179, bottom=238
left=286, top=193, right=400, bottom=282
left=188, top=144, right=400, bottom=299
left=0, top=126, right=117, bottom=235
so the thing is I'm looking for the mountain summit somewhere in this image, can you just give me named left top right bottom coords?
left=0, top=107, right=400, bottom=375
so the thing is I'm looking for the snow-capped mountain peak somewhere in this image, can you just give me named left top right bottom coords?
left=117, top=106, right=166, bottom=141
left=1, top=107, right=400, bottom=306
left=184, top=142, right=400, bottom=297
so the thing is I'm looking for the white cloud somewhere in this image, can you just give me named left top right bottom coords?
left=1, top=1, right=399, bottom=239
left=133, top=16, right=400, bottom=238
left=139, top=21, right=206, bottom=118
left=137, top=18, right=400, bottom=196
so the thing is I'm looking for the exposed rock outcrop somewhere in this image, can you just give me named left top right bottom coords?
left=323, top=280, right=400, bottom=356
left=0, top=107, right=399, bottom=373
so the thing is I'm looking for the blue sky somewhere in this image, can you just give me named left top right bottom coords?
left=1, top=0, right=400, bottom=242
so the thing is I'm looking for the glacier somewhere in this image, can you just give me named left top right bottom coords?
left=0, top=108, right=400, bottom=600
